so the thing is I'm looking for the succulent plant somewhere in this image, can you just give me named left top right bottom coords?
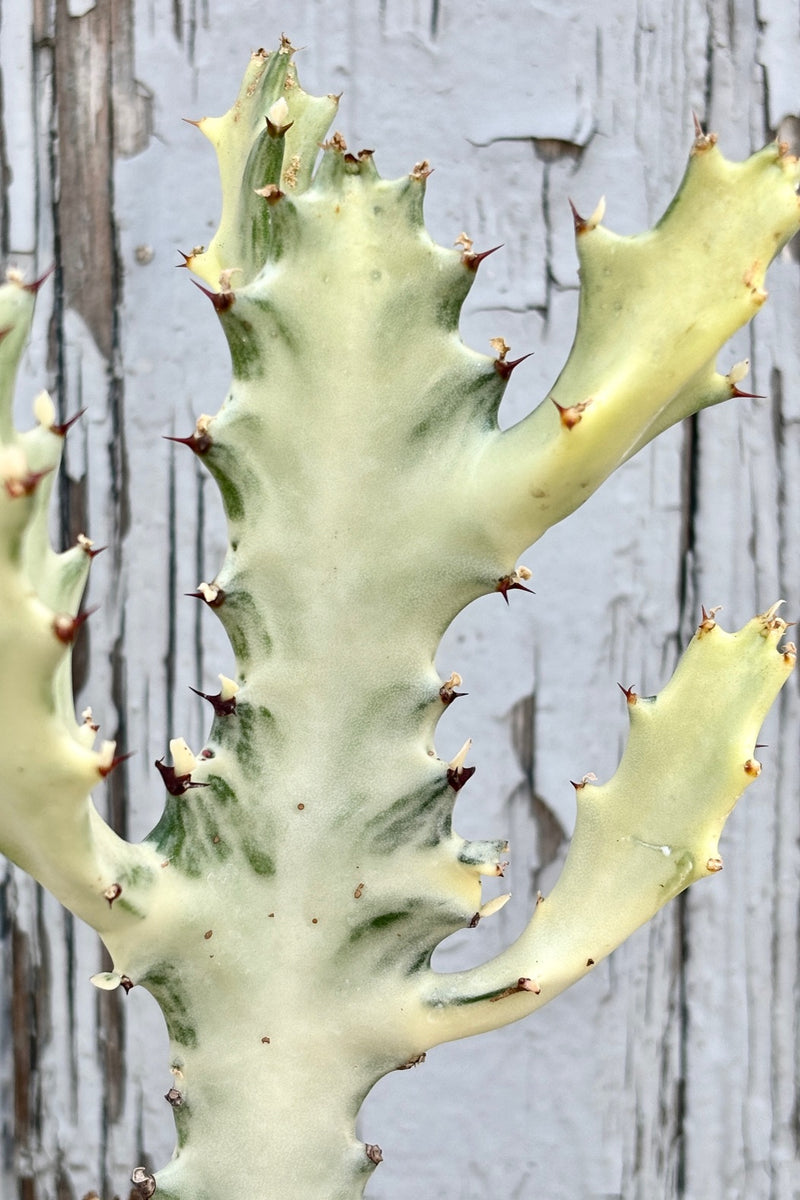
left=0, top=37, right=797, bottom=1199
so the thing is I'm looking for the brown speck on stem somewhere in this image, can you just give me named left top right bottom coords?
left=283, top=154, right=301, bottom=189
left=164, top=1088, right=183, bottom=1107
left=297, top=803, right=305, bottom=810
left=468, top=912, right=481, bottom=928
left=586, top=958, right=595, bottom=966
left=311, top=918, right=318, bottom=924
left=365, top=1145, right=384, bottom=1165
left=354, top=882, right=365, bottom=899
left=203, top=930, right=213, bottom=940
left=103, top=883, right=122, bottom=907
left=261, top=1036, right=271, bottom=1044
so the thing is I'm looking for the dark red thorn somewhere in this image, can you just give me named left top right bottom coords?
left=692, top=111, right=705, bottom=140
left=155, top=756, right=208, bottom=797
left=569, top=198, right=586, bottom=232
left=185, top=585, right=225, bottom=607
left=120, top=975, right=135, bottom=993
left=164, top=428, right=212, bottom=455
left=23, top=264, right=55, bottom=295
left=731, top=386, right=766, bottom=400
left=98, top=751, right=135, bottom=779
left=447, top=763, right=476, bottom=792
left=496, top=576, right=535, bottom=603
left=191, top=279, right=235, bottom=312
left=439, top=686, right=467, bottom=706
left=618, top=682, right=637, bottom=704
left=266, top=114, right=294, bottom=138
left=189, top=684, right=237, bottom=717
left=463, top=243, right=503, bottom=272
left=494, top=352, right=534, bottom=381
left=182, top=117, right=202, bottom=128
left=80, top=541, right=107, bottom=559
left=176, top=251, right=192, bottom=268
left=52, top=604, right=99, bottom=644
left=51, top=407, right=86, bottom=437
left=4, top=466, right=52, bottom=499
left=489, top=976, right=541, bottom=1002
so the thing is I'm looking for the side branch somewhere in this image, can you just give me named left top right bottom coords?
left=471, top=139, right=800, bottom=559
left=421, top=608, right=795, bottom=1044
left=0, top=275, right=158, bottom=932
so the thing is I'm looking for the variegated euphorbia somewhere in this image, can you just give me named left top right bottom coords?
left=0, top=39, right=797, bottom=1199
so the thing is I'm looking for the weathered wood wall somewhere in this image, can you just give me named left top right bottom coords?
left=1, top=1, right=798, bottom=1197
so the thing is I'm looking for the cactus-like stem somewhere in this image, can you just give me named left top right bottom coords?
left=0, top=44, right=798, bottom=1200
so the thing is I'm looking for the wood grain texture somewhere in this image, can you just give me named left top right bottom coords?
left=0, top=2, right=798, bottom=1197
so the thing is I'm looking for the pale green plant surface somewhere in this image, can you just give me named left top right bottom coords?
left=0, top=40, right=798, bottom=1199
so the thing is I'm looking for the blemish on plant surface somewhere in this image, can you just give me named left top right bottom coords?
left=297, top=802, right=305, bottom=810
left=261, top=1036, right=270, bottom=1044
left=312, top=918, right=318, bottom=924
left=354, top=882, right=365, bottom=898
left=203, top=930, right=212, bottom=940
